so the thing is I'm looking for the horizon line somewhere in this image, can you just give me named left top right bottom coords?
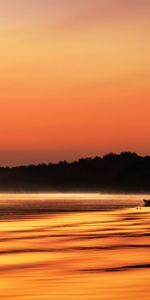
left=1, top=151, right=149, bottom=169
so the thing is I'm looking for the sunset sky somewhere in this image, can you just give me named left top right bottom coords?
left=0, top=0, right=150, bottom=166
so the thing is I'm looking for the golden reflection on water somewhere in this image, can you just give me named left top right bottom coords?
left=0, top=194, right=150, bottom=299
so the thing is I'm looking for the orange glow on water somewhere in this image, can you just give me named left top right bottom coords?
left=0, top=194, right=150, bottom=299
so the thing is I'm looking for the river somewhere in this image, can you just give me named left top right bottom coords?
left=0, top=193, right=150, bottom=299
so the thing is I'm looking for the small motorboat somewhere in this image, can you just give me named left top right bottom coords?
left=144, top=199, right=150, bottom=207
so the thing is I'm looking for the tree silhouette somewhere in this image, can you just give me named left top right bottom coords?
left=0, top=152, right=149, bottom=192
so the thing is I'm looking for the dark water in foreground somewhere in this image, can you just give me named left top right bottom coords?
left=0, top=193, right=150, bottom=299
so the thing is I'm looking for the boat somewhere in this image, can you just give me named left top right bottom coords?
left=143, top=199, right=150, bottom=207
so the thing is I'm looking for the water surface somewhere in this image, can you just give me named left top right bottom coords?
left=0, top=193, right=150, bottom=299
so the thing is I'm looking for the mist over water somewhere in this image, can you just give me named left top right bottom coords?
left=0, top=193, right=148, bottom=217
left=0, top=193, right=150, bottom=299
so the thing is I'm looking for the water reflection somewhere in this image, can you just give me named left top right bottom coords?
left=0, top=194, right=150, bottom=299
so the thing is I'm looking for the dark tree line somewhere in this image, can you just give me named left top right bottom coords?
left=0, top=152, right=150, bottom=192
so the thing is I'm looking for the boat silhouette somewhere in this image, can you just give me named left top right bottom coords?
left=144, top=199, right=150, bottom=207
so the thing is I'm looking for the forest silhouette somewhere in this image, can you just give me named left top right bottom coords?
left=0, top=152, right=149, bottom=192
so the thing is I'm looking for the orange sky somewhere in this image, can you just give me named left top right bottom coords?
left=0, top=0, right=150, bottom=166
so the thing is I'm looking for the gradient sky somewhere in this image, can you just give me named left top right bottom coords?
left=0, top=0, right=150, bottom=166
